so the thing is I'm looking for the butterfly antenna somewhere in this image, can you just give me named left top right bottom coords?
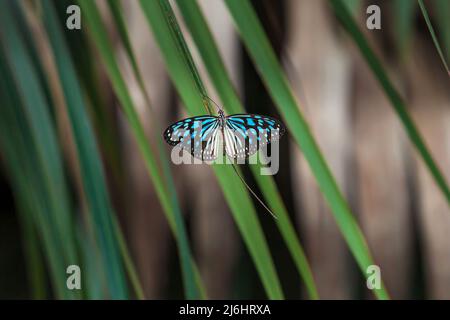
left=204, top=95, right=223, bottom=113
left=231, top=164, right=278, bottom=220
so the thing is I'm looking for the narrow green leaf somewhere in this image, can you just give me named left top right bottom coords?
left=343, top=0, right=362, bottom=14
left=141, top=1, right=283, bottom=299
left=224, top=0, right=389, bottom=299
left=78, top=0, right=204, bottom=299
left=17, top=206, right=47, bottom=299
left=105, top=3, right=204, bottom=299
left=76, top=228, right=105, bottom=299
left=329, top=0, right=450, bottom=211
left=0, top=3, right=80, bottom=299
left=0, top=1, right=78, bottom=266
left=56, top=0, right=123, bottom=185
left=175, top=0, right=318, bottom=299
left=433, top=0, right=450, bottom=62
left=417, top=0, right=450, bottom=75
left=0, top=80, right=48, bottom=299
left=139, top=0, right=284, bottom=299
left=111, top=216, right=144, bottom=299
left=41, top=0, right=130, bottom=298
left=393, top=0, right=417, bottom=56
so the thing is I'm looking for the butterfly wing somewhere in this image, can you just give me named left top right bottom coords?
left=224, top=114, right=285, bottom=159
left=163, top=115, right=222, bottom=161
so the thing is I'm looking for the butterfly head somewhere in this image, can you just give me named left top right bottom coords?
left=218, top=109, right=225, bottom=127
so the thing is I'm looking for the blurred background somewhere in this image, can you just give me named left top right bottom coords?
left=1, top=0, right=449, bottom=299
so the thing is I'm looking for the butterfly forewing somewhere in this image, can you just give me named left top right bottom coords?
left=163, top=115, right=222, bottom=160
left=225, top=114, right=285, bottom=159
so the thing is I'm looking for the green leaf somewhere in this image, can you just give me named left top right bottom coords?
left=224, top=0, right=389, bottom=299
left=139, top=0, right=284, bottom=299
left=417, top=0, right=450, bottom=75
left=433, top=0, right=450, bottom=62
left=343, top=0, right=362, bottom=14
left=105, top=3, right=200, bottom=299
left=175, top=0, right=318, bottom=299
left=78, top=0, right=204, bottom=299
left=16, top=205, right=47, bottom=299
left=41, top=0, right=130, bottom=298
left=56, top=0, right=123, bottom=184
left=329, top=0, right=450, bottom=212
left=0, top=2, right=81, bottom=299
left=393, top=0, right=417, bottom=56
left=0, top=64, right=49, bottom=299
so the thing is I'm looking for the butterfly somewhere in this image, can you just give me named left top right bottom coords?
left=163, top=109, right=285, bottom=161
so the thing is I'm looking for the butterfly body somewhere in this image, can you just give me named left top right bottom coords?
left=164, top=111, right=285, bottom=161
left=217, top=109, right=226, bottom=128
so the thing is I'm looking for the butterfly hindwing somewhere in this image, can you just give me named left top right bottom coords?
left=225, top=114, right=285, bottom=159
left=163, top=115, right=221, bottom=160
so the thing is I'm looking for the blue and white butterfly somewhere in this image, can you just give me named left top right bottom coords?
left=163, top=108, right=285, bottom=161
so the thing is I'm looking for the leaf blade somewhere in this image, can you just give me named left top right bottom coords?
left=79, top=0, right=204, bottom=299
left=330, top=0, right=450, bottom=213
left=175, top=0, right=318, bottom=299
left=225, top=0, right=390, bottom=299
left=139, top=0, right=284, bottom=299
left=418, top=0, right=450, bottom=75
